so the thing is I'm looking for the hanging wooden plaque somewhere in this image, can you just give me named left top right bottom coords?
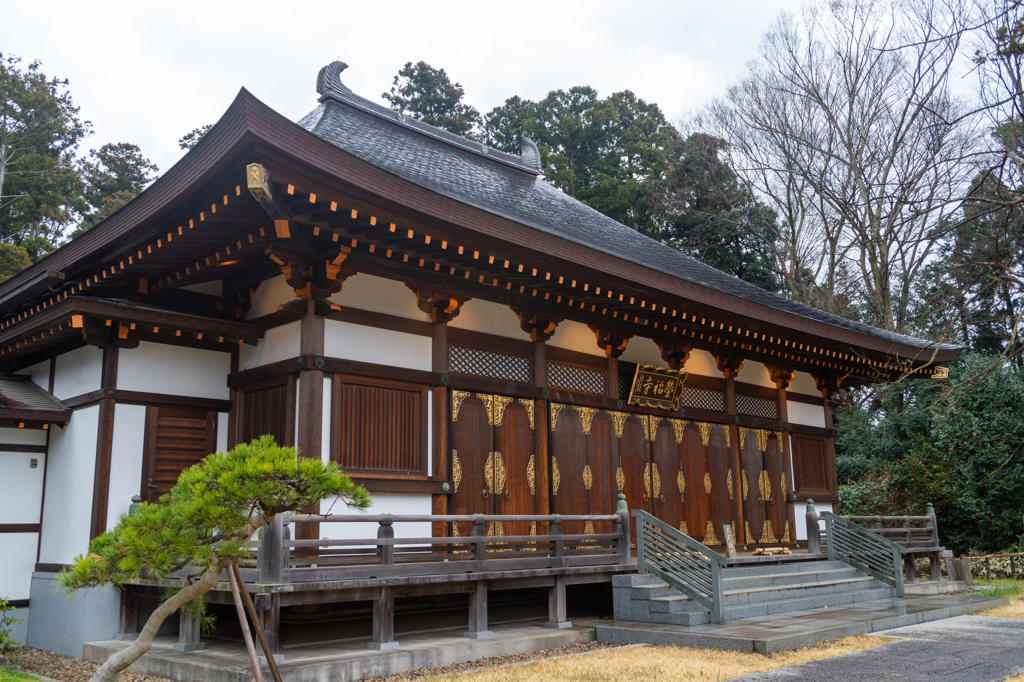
left=628, top=364, right=687, bottom=411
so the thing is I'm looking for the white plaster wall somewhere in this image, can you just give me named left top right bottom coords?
left=329, top=274, right=429, bottom=322
left=736, top=362, right=775, bottom=389
left=316, top=493, right=432, bottom=540
left=449, top=299, right=530, bottom=341
left=105, top=404, right=146, bottom=530
left=0, top=451, right=45, bottom=524
left=789, top=371, right=819, bottom=396
left=117, top=342, right=230, bottom=400
left=788, top=402, right=826, bottom=428
left=247, top=275, right=294, bottom=319
left=0, top=428, right=47, bottom=446
left=17, top=360, right=50, bottom=390
left=323, top=320, right=431, bottom=372
left=619, top=337, right=665, bottom=367
left=181, top=280, right=222, bottom=296
left=685, top=349, right=723, bottom=378
left=0, top=533, right=39, bottom=600
left=217, top=413, right=228, bottom=452
left=239, top=321, right=301, bottom=370
left=547, top=320, right=602, bottom=357
left=39, top=406, right=99, bottom=564
left=320, top=378, right=332, bottom=464
left=794, top=501, right=835, bottom=541
left=52, top=345, right=103, bottom=400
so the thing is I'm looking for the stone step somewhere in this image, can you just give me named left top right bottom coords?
left=721, top=559, right=849, bottom=579
left=723, top=567, right=861, bottom=590
left=722, top=576, right=884, bottom=605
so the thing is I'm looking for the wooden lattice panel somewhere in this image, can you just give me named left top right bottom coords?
left=449, top=345, right=531, bottom=383
left=680, top=386, right=725, bottom=412
left=736, top=393, right=778, bottom=420
left=547, top=361, right=606, bottom=395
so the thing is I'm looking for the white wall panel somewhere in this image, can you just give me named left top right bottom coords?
left=52, top=345, right=103, bottom=400
left=324, top=320, right=431, bottom=371
left=0, top=451, right=45, bottom=524
left=0, top=428, right=47, bottom=446
left=17, top=360, right=50, bottom=390
left=320, top=377, right=331, bottom=464
left=240, top=321, right=301, bottom=370
left=789, top=371, right=819, bottom=396
left=316, top=493, right=432, bottom=540
left=449, top=299, right=530, bottom=340
left=329, top=274, right=429, bottom=321
left=247, top=275, right=294, bottom=319
left=685, top=349, right=723, bottom=378
left=39, top=406, right=99, bottom=564
left=547, top=320, right=603, bottom=357
left=793, top=501, right=834, bottom=541
left=0, top=533, right=38, bottom=600
left=619, top=337, right=665, bottom=367
left=105, top=404, right=146, bottom=530
left=117, top=342, right=230, bottom=400
left=736, top=362, right=775, bottom=388
left=788, top=401, right=826, bottom=428
left=217, top=413, right=228, bottom=452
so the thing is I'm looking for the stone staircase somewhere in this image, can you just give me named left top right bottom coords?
left=613, top=559, right=895, bottom=625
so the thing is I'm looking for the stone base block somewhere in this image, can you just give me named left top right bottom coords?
left=258, top=654, right=287, bottom=664
left=463, top=631, right=494, bottom=639
left=171, top=642, right=205, bottom=652
left=111, top=633, right=139, bottom=641
left=544, top=621, right=573, bottom=629
left=366, top=641, right=400, bottom=651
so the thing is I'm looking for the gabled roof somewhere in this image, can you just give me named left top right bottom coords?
left=0, top=373, right=70, bottom=426
left=303, top=62, right=957, bottom=356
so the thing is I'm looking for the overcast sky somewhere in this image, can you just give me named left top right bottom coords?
left=2, top=0, right=803, bottom=174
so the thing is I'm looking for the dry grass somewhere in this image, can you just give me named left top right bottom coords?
left=413, top=635, right=887, bottom=682
left=975, top=578, right=1024, bottom=619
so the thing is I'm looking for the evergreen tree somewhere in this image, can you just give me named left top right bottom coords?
left=77, top=142, right=158, bottom=233
left=481, top=96, right=535, bottom=153
left=179, top=124, right=213, bottom=150
left=383, top=61, right=481, bottom=137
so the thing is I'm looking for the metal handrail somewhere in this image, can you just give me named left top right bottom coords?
left=632, top=510, right=727, bottom=623
left=822, top=511, right=906, bottom=597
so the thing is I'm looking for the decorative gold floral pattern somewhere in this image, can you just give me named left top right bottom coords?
left=519, top=399, right=535, bottom=429
left=643, top=463, right=652, bottom=500
left=552, top=456, right=561, bottom=495
left=680, top=521, right=689, bottom=536
left=652, top=463, right=662, bottom=500
left=647, top=415, right=663, bottom=441
left=550, top=403, right=565, bottom=431
left=584, top=520, right=595, bottom=535
left=677, top=470, right=686, bottom=495
left=719, top=424, right=731, bottom=448
left=727, top=468, right=734, bottom=500
left=574, top=405, right=598, bottom=435
left=781, top=521, right=790, bottom=543
left=452, top=391, right=469, bottom=421
left=493, top=395, right=513, bottom=426
left=745, top=520, right=753, bottom=545
left=452, top=449, right=462, bottom=493
left=477, top=393, right=495, bottom=425
left=616, top=466, right=625, bottom=492
left=759, top=520, right=778, bottom=544
left=527, top=455, right=536, bottom=496
left=484, top=451, right=506, bottom=498
left=773, top=430, right=785, bottom=452
left=758, top=470, right=772, bottom=503
left=704, top=521, right=721, bottom=545
left=609, top=410, right=628, bottom=438
left=530, top=521, right=537, bottom=536
left=582, top=464, right=594, bottom=490
left=756, top=428, right=769, bottom=452
left=669, top=418, right=688, bottom=444
left=697, top=421, right=713, bottom=446
left=704, top=471, right=712, bottom=495
left=739, top=426, right=750, bottom=449
left=781, top=473, right=787, bottom=497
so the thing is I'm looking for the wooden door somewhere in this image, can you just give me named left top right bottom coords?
left=764, top=434, right=790, bottom=543
left=141, top=407, right=217, bottom=503
left=679, top=422, right=709, bottom=540
left=587, top=411, right=618, bottom=535
left=618, top=414, right=653, bottom=544
left=739, top=427, right=768, bottom=546
left=493, top=397, right=538, bottom=538
left=651, top=418, right=686, bottom=534
left=549, top=403, right=591, bottom=535
left=450, top=391, right=494, bottom=537
left=703, top=422, right=734, bottom=547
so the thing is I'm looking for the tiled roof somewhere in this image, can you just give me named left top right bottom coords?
left=303, top=64, right=956, bottom=353
left=0, top=375, right=69, bottom=415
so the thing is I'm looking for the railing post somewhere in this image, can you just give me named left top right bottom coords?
left=825, top=514, right=835, bottom=562
left=471, top=514, right=487, bottom=570
left=550, top=515, right=564, bottom=567
left=893, top=545, right=905, bottom=597
left=927, top=502, right=941, bottom=580
left=710, top=560, right=724, bottom=624
left=615, top=494, right=631, bottom=565
left=805, top=499, right=820, bottom=554
left=378, top=515, right=395, bottom=566
left=258, top=514, right=284, bottom=584
left=635, top=513, right=647, bottom=574
left=113, top=588, right=139, bottom=641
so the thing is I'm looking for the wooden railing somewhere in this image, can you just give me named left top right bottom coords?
left=256, top=511, right=632, bottom=585
left=822, top=511, right=906, bottom=597
left=633, top=509, right=727, bottom=623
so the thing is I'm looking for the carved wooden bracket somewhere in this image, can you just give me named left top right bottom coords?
left=589, top=326, right=630, bottom=358
left=813, top=373, right=844, bottom=396
left=714, top=354, right=744, bottom=379
left=410, top=287, right=469, bottom=323
left=658, top=343, right=692, bottom=370
left=79, top=318, right=140, bottom=349
left=513, top=308, right=562, bottom=342
left=216, top=286, right=259, bottom=320
left=765, top=364, right=796, bottom=389
left=265, top=241, right=353, bottom=300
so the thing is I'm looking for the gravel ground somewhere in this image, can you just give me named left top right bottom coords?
left=363, top=641, right=626, bottom=681
left=0, top=647, right=174, bottom=682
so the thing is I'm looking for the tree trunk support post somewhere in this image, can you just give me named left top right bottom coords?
left=227, top=565, right=263, bottom=682
left=369, top=586, right=398, bottom=650
left=805, top=500, right=821, bottom=554
left=465, top=580, right=493, bottom=639
left=113, top=588, right=139, bottom=641
left=230, top=563, right=283, bottom=680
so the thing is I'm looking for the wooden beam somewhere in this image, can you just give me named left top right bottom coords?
left=91, top=346, right=118, bottom=539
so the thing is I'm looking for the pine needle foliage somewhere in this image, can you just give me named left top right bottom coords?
left=58, top=435, right=371, bottom=590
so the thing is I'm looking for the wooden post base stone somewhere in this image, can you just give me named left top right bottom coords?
left=544, top=621, right=573, bottom=629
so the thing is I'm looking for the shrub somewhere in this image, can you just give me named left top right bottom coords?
left=0, top=597, right=22, bottom=657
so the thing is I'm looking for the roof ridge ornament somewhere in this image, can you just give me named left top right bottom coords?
left=519, top=135, right=541, bottom=172
left=316, top=61, right=354, bottom=102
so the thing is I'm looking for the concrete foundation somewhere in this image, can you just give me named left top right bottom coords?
left=27, top=572, right=121, bottom=658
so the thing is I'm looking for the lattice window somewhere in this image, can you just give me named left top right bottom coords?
left=547, top=361, right=606, bottom=395
left=680, top=386, right=725, bottom=412
left=449, top=345, right=531, bottom=383
left=619, top=366, right=635, bottom=400
left=736, top=393, right=778, bottom=420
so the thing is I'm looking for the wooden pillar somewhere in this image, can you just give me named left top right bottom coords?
left=545, top=575, right=571, bottom=628
left=432, top=321, right=449, bottom=535
left=589, top=326, right=629, bottom=398
left=114, top=589, right=138, bottom=640
left=90, top=346, right=119, bottom=539
left=533, top=340, right=547, bottom=388
left=173, top=607, right=205, bottom=652
left=297, top=299, right=325, bottom=544
left=768, top=365, right=798, bottom=545
left=369, top=587, right=398, bottom=650
left=465, top=581, right=493, bottom=639
left=227, top=345, right=240, bottom=449
left=715, top=354, right=745, bottom=541
left=257, top=594, right=281, bottom=655
left=533, top=340, right=551, bottom=519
